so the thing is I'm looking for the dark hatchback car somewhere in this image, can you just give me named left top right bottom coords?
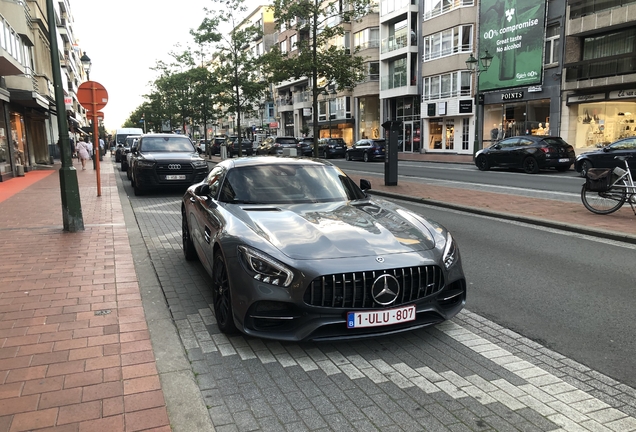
left=256, top=136, right=299, bottom=155
left=297, top=137, right=316, bottom=157
left=345, top=139, right=386, bottom=162
left=228, top=137, right=254, bottom=157
left=575, top=137, right=636, bottom=177
left=319, top=138, right=347, bottom=159
left=181, top=157, right=465, bottom=341
left=475, top=136, right=575, bottom=174
left=129, top=134, right=209, bottom=196
left=210, top=137, right=227, bottom=155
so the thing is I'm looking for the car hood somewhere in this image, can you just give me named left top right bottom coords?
left=140, top=152, right=201, bottom=162
left=229, top=200, right=438, bottom=260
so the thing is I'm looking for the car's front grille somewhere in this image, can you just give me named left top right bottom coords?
left=303, top=266, right=444, bottom=309
left=155, top=163, right=194, bottom=176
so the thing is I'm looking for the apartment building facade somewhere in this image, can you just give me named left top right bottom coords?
left=560, top=0, right=636, bottom=150
left=0, top=0, right=87, bottom=181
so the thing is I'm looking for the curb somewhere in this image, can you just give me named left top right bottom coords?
left=114, top=164, right=215, bottom=432
left=368, top=189, right=636, bottom=245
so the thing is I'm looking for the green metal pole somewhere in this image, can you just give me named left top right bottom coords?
left=46, top=0, right=84, bottom=231
left=473, top=72, right=480, bottom=157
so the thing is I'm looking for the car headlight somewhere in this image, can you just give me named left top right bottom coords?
left=137, top=160, right=155, bottom=168
left=238, top=245, right=294, bottom=287
left=442, top=232, right=458, bottom=269
left=192, top=160, right=207, bottom=168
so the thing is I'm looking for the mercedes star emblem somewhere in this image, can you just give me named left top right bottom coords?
left=371, top=274, right=400, bottom=306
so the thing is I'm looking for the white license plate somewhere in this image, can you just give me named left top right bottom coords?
left=347, top=304, right=416, bottom=329
left=165, top=175, right=186, bottom=180
left=335, top=146, right=343, bottom=149
left=558, top=158, right=571, bottom=163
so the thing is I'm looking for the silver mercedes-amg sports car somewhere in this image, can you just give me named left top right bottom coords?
left=182, top=156, right=466, bottom=341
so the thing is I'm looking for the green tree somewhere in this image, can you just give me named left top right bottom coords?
left=261, top=0, right=369, bottom=156
left=191, top=0, right=268, bottom=156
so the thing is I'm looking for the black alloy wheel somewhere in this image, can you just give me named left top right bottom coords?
left=522, top=157, right=540, bottom=174
left=363, top=152, right=370, bottom=162
left=345, top=152, right=351, bottom=161
left=182, top=210, right=197, bottom=261
left=475, top=155, right=490, bottom=171
left=580, top=160, right=593, bottom=178
left=212, top=252, right=237, bottom=334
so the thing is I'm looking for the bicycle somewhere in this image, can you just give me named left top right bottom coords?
left=581, top=155, right=636, bottom=215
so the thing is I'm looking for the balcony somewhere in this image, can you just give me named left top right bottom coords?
left=381, top=34, right=408, bottom=54
left=565, top=53, right=636, bottom=82
left=569, top=0, right=636, bottom=18
left=381, top=71, right=408, bottom=90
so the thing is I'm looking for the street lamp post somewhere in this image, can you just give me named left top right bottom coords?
left=466, top=50, right=493, bottom=157
left=80, top=53, right=91, bottom=81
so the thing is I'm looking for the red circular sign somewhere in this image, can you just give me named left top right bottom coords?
left=78, top=81, right=108, bottom=111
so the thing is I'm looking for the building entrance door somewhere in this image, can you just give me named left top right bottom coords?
left=403, top=121, right=413, bottom=152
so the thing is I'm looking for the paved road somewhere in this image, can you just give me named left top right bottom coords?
left=114, top=163, right=636, bottom=432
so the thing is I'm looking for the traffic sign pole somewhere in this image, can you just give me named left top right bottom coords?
left=78, top=81, right=108, bottom=197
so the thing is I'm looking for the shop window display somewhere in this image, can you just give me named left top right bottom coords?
left=574, top=102, right=636, bottom=149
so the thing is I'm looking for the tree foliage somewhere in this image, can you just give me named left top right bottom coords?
left=261, top=0, right=370, bottom=155
left=191, top=0, right=268, bottom=156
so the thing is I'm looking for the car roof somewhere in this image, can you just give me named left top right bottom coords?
left=221, top=156, right=333, bottom=168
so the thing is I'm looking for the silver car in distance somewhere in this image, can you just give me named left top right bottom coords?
left=181, top=156, right=466, bottom=341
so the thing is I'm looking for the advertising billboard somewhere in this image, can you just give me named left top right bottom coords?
left=478, top=0, right=546, bottom=91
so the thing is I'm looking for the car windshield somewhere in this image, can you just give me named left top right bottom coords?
left=141, top=137, right=194, bottom=152
left=219, top=164, right=366, bottom=204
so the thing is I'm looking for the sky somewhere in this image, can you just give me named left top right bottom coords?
left=70, top=0, right=259, bottom=131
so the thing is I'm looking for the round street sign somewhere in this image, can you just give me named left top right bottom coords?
left=77, top=81, right=108, bottom=111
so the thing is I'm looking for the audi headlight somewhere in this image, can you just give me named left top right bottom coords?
left=238, top=245, right=294, bottom=287
left=442, top=232, right=457, bottom=269
left=137, top=160, right=155, bottom=168
left=192, top=160, right=207, bottom=168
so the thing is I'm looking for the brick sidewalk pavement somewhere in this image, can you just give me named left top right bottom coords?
left=0, top=160, right=170, bottom=431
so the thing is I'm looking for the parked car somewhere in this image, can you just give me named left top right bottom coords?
left=297, top=137, right=316, bottom=157
left=318, top=138, right=347, bottom=159
left=474, top=136, right=575, bottom=174
left=197, top=139, right=210, bottom=153
left=574, top=137, right=636, bottom=177
left=228, top=137, right=254, bottom=157
left=126, top=139, right=140, bottom=181
left=120, top=135, right=141, bottom=172
left=181, top=157, right=466, bottom=341
left=345, top=139, right=386, bottom=162
left=210, top=136, right=227, bottom=156
left=129, top=134, right=209, bottom=196
left=256, top=136, right=299, bottom=155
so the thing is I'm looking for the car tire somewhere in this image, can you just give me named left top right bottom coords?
left=475, top=155, right=490, bottom=171
left=363, top=152, right=369, bottom=162
left=182, top=210, right=197, bottom=261
left=212, top=251, right=237, bottom=334
left=345, top=153, right=351, bottom=161
left=126, top=167, right=132, bottom=181
left=522, top=157, right=540, bottom=174
left=121, top=162, right=127, bottom=172
left=133, top=178, right=144, bottom=196
left=580, top=160, right=593, bottom=178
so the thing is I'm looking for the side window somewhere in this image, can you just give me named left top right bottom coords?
left=498, top=138, right=518, bottom=148
left=518, top=138, right=533, bottom=146
left=206, top=166, right=225, bottom=198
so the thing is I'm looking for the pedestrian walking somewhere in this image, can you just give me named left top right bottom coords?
left=77, top=138, right=92, bottom=170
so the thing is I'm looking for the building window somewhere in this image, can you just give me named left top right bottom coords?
left=366, top=61, right=379, bottom=81
left=583, top=27, right=636, bottom=60
left=280, top=40, right=287, bottom=54
left=424, top=0, right=474, bottom=21
left=544, top=24, right=560, bottom=65
left=423, top=25, right=473, bottom=61
left=462, top=118, right=469, bottom=150
left=354, top=27, right=379, bottom=50
left=423, top=71, right=472, bottom=101
left=290, top=34, right=297, bottom=51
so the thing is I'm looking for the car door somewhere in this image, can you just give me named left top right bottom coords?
left=488, top=138, right=518, bottom=168
left=600, top=138, right=636, bottom=169
left=189, top=166, right=225, bottom=273
left=509, top=137, right=534, bottom=168
left=351, top=140, right=369, bottom=160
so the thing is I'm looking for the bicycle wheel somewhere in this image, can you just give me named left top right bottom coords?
left=581, top=182, right=627, bottom=214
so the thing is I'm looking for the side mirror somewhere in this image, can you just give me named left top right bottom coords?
left=196, top=147, right=202, bottom=154
left=360, top=179, right=371, bottom=191
left=602, top=146, right=610, bottom=152
left=493, top=144, right=502, bottom=150
left=195, top=183, right=211, bottom=198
